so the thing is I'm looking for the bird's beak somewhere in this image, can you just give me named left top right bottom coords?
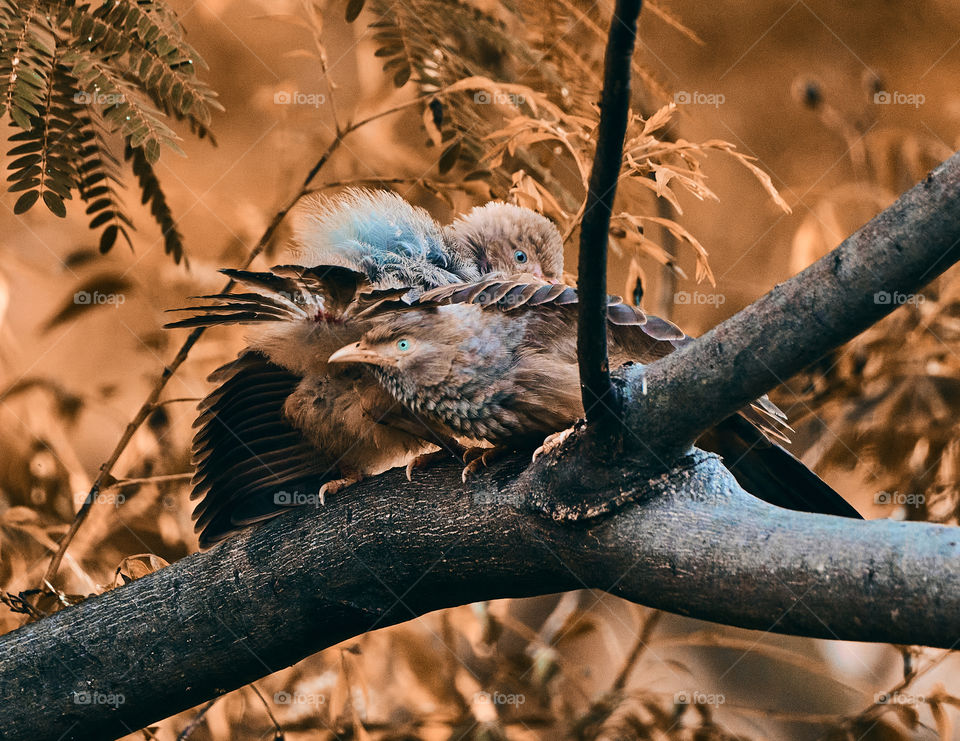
left=327, top=341, right=391, bottom=367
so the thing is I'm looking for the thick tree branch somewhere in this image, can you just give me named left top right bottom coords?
left=616, top=149, right=960, bottom=462
left=577, top=0, right=642, bottom=433
left=2, top=453, right=960, bottom=741
left=3, top=149, right=960, bottom=741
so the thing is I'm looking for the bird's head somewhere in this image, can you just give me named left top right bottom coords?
left=447, top=202, right=564, bottom=283
left=327, top=309, right=462, bottom=394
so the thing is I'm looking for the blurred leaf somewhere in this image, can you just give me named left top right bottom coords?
left=43, top=272, right=134, bottom=332
left=113, top=553, right=170, bottom=587
left=345, top=0, right=365, bottom=22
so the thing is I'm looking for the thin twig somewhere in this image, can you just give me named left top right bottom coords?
left=577, top=0, right=643, bottom=433
left=247, top=683, right=283, bottom=736
left=653, top=192, right=678, bottom=318
left=611, top=610, right=662, bottom=691
left=175, top=698, right=218, bottom=741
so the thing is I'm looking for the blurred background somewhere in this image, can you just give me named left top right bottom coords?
left=1, top=0, right=959, bottom=738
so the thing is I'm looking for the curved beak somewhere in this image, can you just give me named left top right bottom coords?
left=328, top=341, right=385, bottom=366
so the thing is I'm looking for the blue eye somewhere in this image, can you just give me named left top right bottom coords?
left=396, top=339, right=411, bottom=351
left=514, top=249, right=528, bottom=263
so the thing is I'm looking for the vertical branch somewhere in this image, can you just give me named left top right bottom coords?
left=577, top=0, right=643, bottom=434
left=653, top=196, right=678, bottom=319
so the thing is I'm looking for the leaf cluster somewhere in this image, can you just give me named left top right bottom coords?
left=1, top=0, right=222, bottom=261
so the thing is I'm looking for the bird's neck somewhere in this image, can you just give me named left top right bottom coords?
left=373, top=366, right=510, bottom=438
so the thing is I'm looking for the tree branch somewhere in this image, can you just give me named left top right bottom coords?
left=615, top=149, right=960, bottom=463
left=577, top=0, right=642, bottom=434
left=3, top=451, right=960, bottom=741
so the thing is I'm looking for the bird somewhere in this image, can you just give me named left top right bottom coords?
left=326, top=278, right=863, bottom=519
left=168, top=190, right=567, bottom=547
left=445, top=201, right=564, bottom=283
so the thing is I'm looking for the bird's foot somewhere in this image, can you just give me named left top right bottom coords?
left=532, top=426, right=576, bottom=462
left=461, top=446, right=506, bottom=483
left=318, top=472, right=362, bottom=504
left=405, top=448, right=455, bottom=481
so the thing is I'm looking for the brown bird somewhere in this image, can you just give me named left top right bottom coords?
left=327, top=279, right=862, bottom=519
left=169, top=191, right=567, bottom=547
left=445, top=201, right=564, bottom=282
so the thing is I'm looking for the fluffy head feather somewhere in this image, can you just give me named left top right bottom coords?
left=290, top=188, right=477, bottom=289
left=446, top=202, right=564, bottom=282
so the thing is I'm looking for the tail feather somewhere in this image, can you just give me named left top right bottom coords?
left=699, top=414, right=862, bottom=519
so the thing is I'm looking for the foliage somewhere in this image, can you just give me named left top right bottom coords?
left=0, top=0, right=222, bottom=262
left=340, top=0, right=789, bottom=287
left=782, top=76, right=960, bottom=526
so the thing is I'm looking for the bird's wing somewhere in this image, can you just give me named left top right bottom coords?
left=190, top=351, right=336, bottom=549
left=417, top=277, right=688, bottom=355
left=165, top=264, right=409, bottom=329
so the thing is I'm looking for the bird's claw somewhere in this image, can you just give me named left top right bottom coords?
left=318, top=473, right=362, bottom=503
left=532, top=427, right=576, bottom=462
left=460, top=446, right=504, bottom=483
left=405, top=449, right=452, bottom=481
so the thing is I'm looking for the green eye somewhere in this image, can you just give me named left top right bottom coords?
left=396, top=339, right=411, bottom=351
left=514, top=249, right=528, bottom=263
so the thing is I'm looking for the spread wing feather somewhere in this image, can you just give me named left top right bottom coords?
left=189, top=351, right=334, bottom=548
left=166, top=265, right=383, bottom=330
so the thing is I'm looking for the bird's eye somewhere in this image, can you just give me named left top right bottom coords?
left=513, top=249, right=528, bottom=264
left=396, top=339, right=411, bottom=351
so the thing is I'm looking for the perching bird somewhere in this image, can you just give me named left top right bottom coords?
left=445, top=201, right=564, bottom=283
left=326, top=278, right=862, bottom=519
left=169, top=190, right=567, bottom=547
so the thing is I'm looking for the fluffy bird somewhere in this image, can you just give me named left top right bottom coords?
left=445, top=202, right=564, bottom=282
left=169, top=190, right=566, bottom=547
left=327, top=279, right=862, bottom=519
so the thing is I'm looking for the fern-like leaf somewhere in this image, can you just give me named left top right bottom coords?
left=125, top=142, right=184, bottom=264
left=1, top=0, right=217, bottom=262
